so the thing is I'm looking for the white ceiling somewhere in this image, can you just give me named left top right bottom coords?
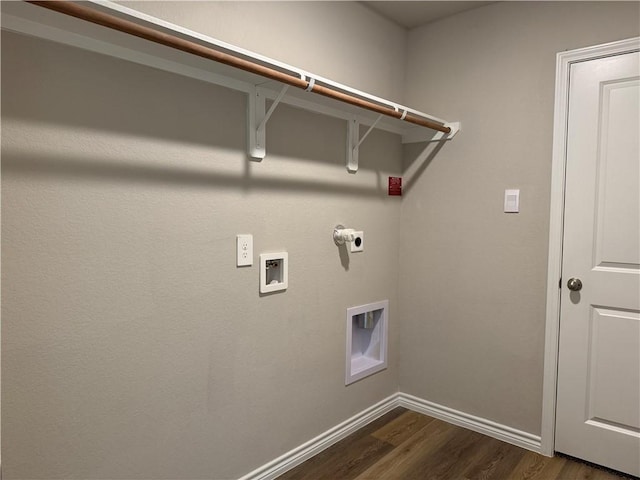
left=362, top=1, right=496, bottom=29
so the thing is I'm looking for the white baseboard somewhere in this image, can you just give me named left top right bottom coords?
left=398, top=393, right=543, bottom=454
left=239, top=392, right=543, bottom=479
left=238, top=393, right=401, bottom=480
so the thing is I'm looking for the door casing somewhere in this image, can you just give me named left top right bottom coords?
left=542, top=36, right=640, bottom=457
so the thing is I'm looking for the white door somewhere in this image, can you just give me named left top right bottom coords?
left=555, top=49, right=640, bottom=476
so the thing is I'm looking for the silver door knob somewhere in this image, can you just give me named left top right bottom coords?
left=567, top=278, right=583, bottom=291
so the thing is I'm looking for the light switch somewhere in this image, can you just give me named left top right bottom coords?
left=504, top=189, right=520, bottom=213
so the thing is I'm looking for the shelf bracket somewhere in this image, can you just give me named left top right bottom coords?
left=346, top=114, right=383, bottom=173
left=247, top=84, right=289, bottom=160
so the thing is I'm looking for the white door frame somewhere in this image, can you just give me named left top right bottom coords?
left=541, top=36, right=640, bottom=457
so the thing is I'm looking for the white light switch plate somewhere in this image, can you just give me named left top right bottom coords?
left=504, top=189, right=520, bottom=213
left=236, top=234, right=253, bottom=266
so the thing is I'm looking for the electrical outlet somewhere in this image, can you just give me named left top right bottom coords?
left=350, top=231, right=364, bottom=252
left=236, top=234, right=253, bottom=266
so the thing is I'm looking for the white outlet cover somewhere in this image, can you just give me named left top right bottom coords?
left=236, top=234, right=253, bottom=267
left=350, top=231, right=364, bottom=252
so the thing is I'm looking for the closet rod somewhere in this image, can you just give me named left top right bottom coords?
left=27, top=0, right=452, bottom=134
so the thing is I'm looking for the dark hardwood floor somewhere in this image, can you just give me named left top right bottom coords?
left=278, top=407, right=634, bottom=480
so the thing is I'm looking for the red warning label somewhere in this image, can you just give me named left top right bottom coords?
left=388, top=177, right=402, bottom=196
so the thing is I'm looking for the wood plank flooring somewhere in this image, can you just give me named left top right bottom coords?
left=278, top=408, right=635, bottom=480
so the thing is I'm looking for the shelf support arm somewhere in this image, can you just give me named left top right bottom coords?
left=356, top=114, right=384, bottom=150
left=248, top=84, right=289, bottom=160
left=257, top=85, right=289, bottom=132
left=346, top=114, right=383, bottom=173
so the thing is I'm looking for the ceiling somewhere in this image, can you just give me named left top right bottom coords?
left=362, top=1, right=496, bottom=29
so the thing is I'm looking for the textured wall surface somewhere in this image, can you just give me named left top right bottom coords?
left=399, top=1, right=640, bottom=436
left=1, top=25, right=402, bottom=479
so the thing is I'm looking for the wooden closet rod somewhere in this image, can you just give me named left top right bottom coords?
left=27, top=0, right=451, bottom=134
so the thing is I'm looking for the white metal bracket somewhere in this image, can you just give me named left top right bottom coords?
left=346, top=114, right=384, bottom=173
left=346, top=118, right=360, bottom=173
left=247, top=84, right=289, bottom=160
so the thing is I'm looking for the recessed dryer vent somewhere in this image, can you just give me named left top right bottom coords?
left=345, top=300, right=388, bottom=385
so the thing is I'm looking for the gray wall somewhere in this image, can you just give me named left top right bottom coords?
left=0, top=2, right=404, bottom=476
left=399, top=1, right=640, bottom=435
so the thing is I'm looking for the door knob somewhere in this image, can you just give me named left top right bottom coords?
left=567, top=278, right=583, bottom=291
